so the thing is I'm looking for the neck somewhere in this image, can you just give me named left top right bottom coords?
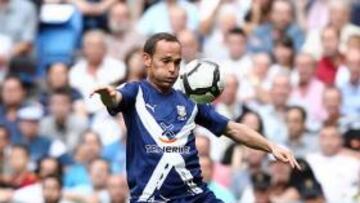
left=147, top=78, right=172, bottom=94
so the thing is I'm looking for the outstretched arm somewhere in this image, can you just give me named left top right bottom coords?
left=224, top=121, right=301, bottom=170
left=90, top=86, right=122, bottom=108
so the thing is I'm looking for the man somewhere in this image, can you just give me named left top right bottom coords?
left=284, top=106, right=319, bottom=158
left=306, top=126, right=360, bottom=203
left=106, top=175, right=129, bottom=203
left=92, top=33, right=299, bottom=202
left=69, top=30, right=126, bottom=113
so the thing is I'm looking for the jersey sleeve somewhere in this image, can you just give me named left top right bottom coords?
left=107, top=82, right=139, bottom=116
left=195, top=104, right=230, bottom=136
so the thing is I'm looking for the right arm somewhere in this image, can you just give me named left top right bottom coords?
left=90, top=86, right=122, bottom=109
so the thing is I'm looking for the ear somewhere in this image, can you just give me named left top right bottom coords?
left=143, top=52, right=152, bottom=68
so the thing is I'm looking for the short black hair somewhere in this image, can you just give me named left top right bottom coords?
left=42, top=174, right=63, bottom=188
left=275, top=35, right=294, bottom=49
left=287, top=106, right=307, bottom=122
left=51, top=88, right=72, bottom=99
left=227, top=27, right=246, bottom=38
left=143, top=32, right=180, bottom=56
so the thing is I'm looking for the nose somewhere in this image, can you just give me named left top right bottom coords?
left=168, top=62, right=176, bottom=73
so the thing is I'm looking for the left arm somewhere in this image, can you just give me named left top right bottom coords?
left=224, top=121, right=301, bottom=169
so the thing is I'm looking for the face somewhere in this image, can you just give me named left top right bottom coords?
left=296, top=54, right=315, bottom=84
left=286, top=109, right=305, bottom=138
left=90, top=160, right=109, bottom=189
left=195, top=136, right=210, bottom=157
left=107, top=176, right=128, bottom=203
left=271, top=1, right=293, bottom=30
left=83, top=33, right=106, bottom=65
left=329, top=5, right=349, bottom=29
left=346, top=49, right=360, bottom=83
left=274, top=44, right=293, bottom=66
left=269, top=161, right=291, bottom=184
left=253, top=54, right=271, bottom=79
left=219, top=75, right=238, bottom=105
left=271, top=76, right=291, bottom=107
left=128, top=50, right=145, bottom=80
left=323, top=88, right=341, bottom=116
left=39, top=158, right=59, bottom=178
left=321, top=27, right=339, bottom=57
left=49, top=94, right=71, bottom=120
left=241, top=113, right=261, bottom=133
left=42, top=178, right=61, bottom=203
left=169, top=6, right=187, bottom=34
left=254, top=190, right=271, bottom=203
left=244, top=147, right=266, bottom=167
left=218, top=13, right=237, bottom=34
left=10, top=147, right=28, bottom=173
left=0, top=128, right=9, bottom=151
left=108, top=3, right=130, bottom=34
left=48, top=63, right=68, bottom=89
left=144, top=40, right=181, bottom=92
left=82, top=132, right=101, bottom=162
left=178, top=31, right=198, bottom=63
left=226, top=34, right=246, bottom=59
left=319, top=127, right=342, bottom=156
left=1, top=78, right=25, bottom=107
left=19, top=120, right=39, bottom=139
left=347, top=36, right=360, bottom=50
left=199, top=156, right=213, bottom=183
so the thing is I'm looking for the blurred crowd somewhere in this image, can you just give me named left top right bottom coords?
left=0, top=0, right=359, bottom=202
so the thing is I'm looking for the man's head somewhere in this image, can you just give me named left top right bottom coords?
left=143, top=33, right=181, bottom=92
left=346, top=35, right=360, bottom=50
left=38, top=157, right=62, bottom=179
left=239, top=112, right=264, bottom=134
left=89, top=158, right=110, bottom=190
left=177, top=30, right=198, bottom=63
left=274, top=36, right=294, bottom=67
left=251, top=172, right=272, bottom=203
left=195, top=134, right=211, bottom=157
left=270, top=74, right=291, bottom=108
left=83, top=30, right=107, bottom=66
left=225, top=27, right=247, bottom=60
left=0, top=125, right=9, bottom=152
left=269, top=159, right=291, bottom=185
left=219, top=74, right=239, bottom=105
left=10, top=145, right=29, bottom=174
left=1, top=75, right=26, bottom=108
left=47, top=63, right=69, bottom=90
left=80, top=130, right=102, bottom=163
left=321, top=26, right=340, bottom=57
left=49, top=89, right=72, bottom=122
left=319, top=125, right=342, bottom=156
left=18, top=106, right=43, bottom=139
left=329, top=0, right=350, bottom=30
left=107, top=175, right=128, bottom=203
left=169, top=5, right=187, bottom=34
left=199, top=155, right=213, bottom=183
left=286, top=106, right=307, bottom=139
left=42, top=175, right=63, bottom=203
left=295, top=53, right=316, bottom=85
left=345, top=48, right=360, bottom=84
left=271, top=0, right=294, bottom=30
left=253, top=53, right=272, bottom=79
left=217, top=7, right=237, bottom=35
left=323, top=87, right=342, bottom=117
left=243, top=147, right=266, bottom=168
left=108, top=2, right=131, bottom=34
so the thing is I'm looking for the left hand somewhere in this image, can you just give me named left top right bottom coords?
left=270, top=143, right=301, bottom=170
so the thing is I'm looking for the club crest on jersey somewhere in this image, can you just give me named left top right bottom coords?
left=159, top=123, right=177, bottom=143
left=176, top=105, right=187, bottom=121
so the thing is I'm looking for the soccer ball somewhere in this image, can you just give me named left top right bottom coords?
left=180, top=59, right=225, bottom=104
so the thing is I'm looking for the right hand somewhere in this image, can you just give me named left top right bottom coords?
left=90, top=86, right=120, bottom=108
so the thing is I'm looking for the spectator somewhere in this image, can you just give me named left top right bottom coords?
left=321, top=87, right=344, bottom=127
left=136, top=0, right=199, bottom=36
left=106, top=2, right=145, bottom=61
left=42, top=175, right=66, bottom=203
left=115, top=47, right=146, bottom=85
left=39, top=63, right=84, bottom=115
left=7, top=145, right=38, bottom=189
left=69, top=30, right=126, bottom=113
left=64, top=158, right=110, bottom=203
left=169, top=5, right=188, bottom=35
left=258, top=74, right=291, bottom=144
left=0, top=75, right=27, bottom=140
left=241, top=0, right=273, bottom=35
left=0, top=0, right=37, bottom=57
left=0, top=125, right=11, bottom=182
left=306, top=125, right=360, bottom=203
left=105, top=175, right=128, bottom=203
left=40, top=89, right=88, bottom=152
left=250, top=171, right=272, bottom=203
left=316, top=26, right=343, bottom=86
left=199, top=155, right=236, bottom=203
left=177, top=30, right=200, bottom=65
left=284, top=106, right=319, bottom=158
left=337, top=48, right=360, bottom=116
left=195, top=134, right=211, bottom=157
left=101, top=136, right=126, bottom=174
left=270, top=36, right=295, bottom=76
left=248, top=0, right=304, bottom=53
left=290, top=53, right=325, bottom=129
left=71, top=0, right=117, bottom=31
left=221, top=27, right=253, bottom=82
left=240, top=53, right=273, bottom=105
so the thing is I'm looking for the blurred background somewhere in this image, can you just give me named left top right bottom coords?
left=0, top=0, right=359, bottom=202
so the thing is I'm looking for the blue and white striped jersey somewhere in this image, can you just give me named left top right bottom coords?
left=108, top=80, right=229, bottom=202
